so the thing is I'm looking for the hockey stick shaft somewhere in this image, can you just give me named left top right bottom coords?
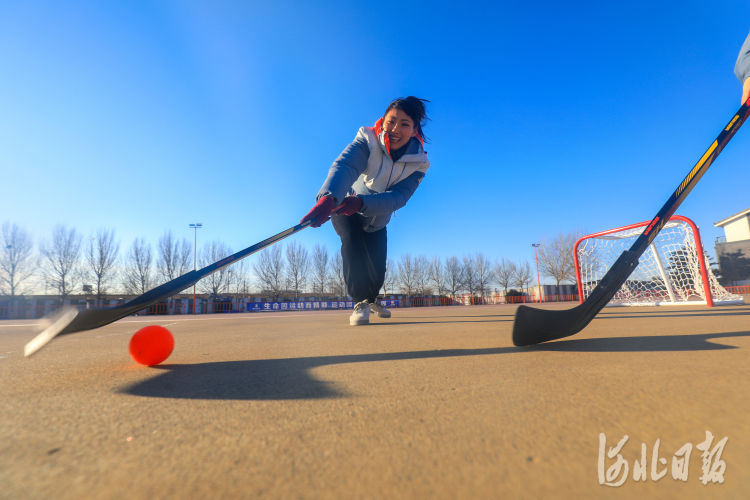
left=630, top=105, right=750, bottom=255
left=122, top=220, right=312, bottom=313
left=25, top=219, right=312, bottom=356
left=512, top=98, right=750, bottom=346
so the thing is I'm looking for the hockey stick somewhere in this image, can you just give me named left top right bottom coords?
left=513, top=98, right=750, bottom=346
left=24, top=220, right=314, bottom=356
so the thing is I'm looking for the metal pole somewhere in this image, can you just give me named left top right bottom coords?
left=189, top=223, right=202, bottom=314
left=532, top=243, right=542, bottom=303
left=193, top=229, right=196, bottom=314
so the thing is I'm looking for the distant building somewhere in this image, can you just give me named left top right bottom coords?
left=714, top=208, right=750, bottom=286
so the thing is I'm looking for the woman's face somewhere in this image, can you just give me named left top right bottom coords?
left=383, top=108, right=417, bottom=151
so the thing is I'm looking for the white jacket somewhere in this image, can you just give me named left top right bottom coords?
left=317, top=121, right=430, bottom=232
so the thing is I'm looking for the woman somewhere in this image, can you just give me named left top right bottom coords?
left=301, top=96, right=430, bottom=325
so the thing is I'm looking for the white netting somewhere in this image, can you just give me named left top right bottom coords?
left=576, top=218, right=743, bottom=306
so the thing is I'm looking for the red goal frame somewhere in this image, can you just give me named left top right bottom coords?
left=573, top=215, right=715, bottom=307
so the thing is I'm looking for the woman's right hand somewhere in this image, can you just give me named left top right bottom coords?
left=300, top=195, right=337, bottom=227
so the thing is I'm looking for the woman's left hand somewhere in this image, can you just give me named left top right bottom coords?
left=335, top=195, right=363, bottom=216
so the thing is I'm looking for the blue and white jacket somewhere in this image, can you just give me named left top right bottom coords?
left=317, top=119, right=430, bottom=232
left=736, top=31, right=750, bottom=83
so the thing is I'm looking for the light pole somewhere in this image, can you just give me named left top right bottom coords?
left=189, top=223, right=202, bottom=314
left=532, top=243, right=542, bottom=303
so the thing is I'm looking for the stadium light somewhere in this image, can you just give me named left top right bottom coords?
left=532, top=243, right=542, bottom=303
left=189, top=223, right=202, bottom=314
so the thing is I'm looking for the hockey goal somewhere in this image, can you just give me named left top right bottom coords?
left=574, top=215, right=742, bottom=307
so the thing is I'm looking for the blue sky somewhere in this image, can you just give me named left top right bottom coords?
left=1, top=1, right=749, bottom=284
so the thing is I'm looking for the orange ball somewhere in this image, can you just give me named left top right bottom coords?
left=129, top=325, right=174, bottom=366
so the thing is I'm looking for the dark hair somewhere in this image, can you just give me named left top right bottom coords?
left=384, top=96, right=430, bottom=142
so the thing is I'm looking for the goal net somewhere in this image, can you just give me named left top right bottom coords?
left=574, top=215, right=743, bottom=307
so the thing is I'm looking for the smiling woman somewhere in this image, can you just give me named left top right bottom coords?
left=301, top=96, right=431, bottom=326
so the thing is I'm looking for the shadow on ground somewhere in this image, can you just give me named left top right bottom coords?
left=118, top=331, right=750, bottom=401
left=596, top=309, right=750, bottom=320
left=119, top=332, right=750, bottom=400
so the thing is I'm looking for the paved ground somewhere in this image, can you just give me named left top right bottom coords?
left=1, top=303, right=749, bottom=499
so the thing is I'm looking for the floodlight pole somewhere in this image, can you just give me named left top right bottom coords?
left=532, top=243, right=542, bottom=303
left=189, top=223, right=202, bottom=314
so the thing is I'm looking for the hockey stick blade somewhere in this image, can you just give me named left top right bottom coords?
left=512, top=98, right=750, bottom=346
left=24, top=307, right=79, bottom=356
left=24, top=220, right=312, bottom=356
left=513, top=251, right=638, bottom=346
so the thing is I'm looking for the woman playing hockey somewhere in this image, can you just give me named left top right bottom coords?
left=301, top=96, right=430, bottom=325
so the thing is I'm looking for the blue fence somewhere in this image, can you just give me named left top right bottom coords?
left=247, top=299, right=400, bottom=312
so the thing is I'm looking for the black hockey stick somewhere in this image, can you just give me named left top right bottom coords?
left=513, top=98, right=750, bottom=346
left=24, top=220, right=313, bottom=356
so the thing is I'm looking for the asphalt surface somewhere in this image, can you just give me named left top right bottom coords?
left=1, top=303, right=749, bottom=499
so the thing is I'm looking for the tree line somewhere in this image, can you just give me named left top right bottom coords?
left=0, top=222, right=580, bottom=300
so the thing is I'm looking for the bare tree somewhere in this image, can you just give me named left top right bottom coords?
left=311, top=244, right=329, bottom=296
left=383, top=258, right=396, bottom=295
left=513, top=261, right=533, bottom=293
left=254, top=245, right=285, bottom=298
left=285, top=241, right=309, bottom=299
left=41, top=225, right=82, bottom=301
left=177, top=240, right=192, bottom=276
left=428, top=256, right=446, bottom=296
left=397, top=254, right=418, bottom=297
left=123, top=237, right=153, bottom=295
left=85, top=228, right=119, bottom=303
left=444, top=256, right=464, bottom=299
left=328, top=253, right=346, bottom=297
left=493, top=258, right=516, bottom=292
left=462, top=255, right=478, bottom=296
left=474, top=253, right=492, bottom=297
left=198, top=241, right=233, bottom=296
left=232, top=259, right=252, bottom=295
left=157, top=230, right=192, bottom=283
left=414, top=255, right=430, bottom=295
left=0, top=222, right=35, bottom=296
left=537, top=232, right=580, bottom=286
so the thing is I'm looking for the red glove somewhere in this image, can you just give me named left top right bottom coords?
left=335, top=195, right=363, bottom=216
left=301, top=195, right=337, bottom=227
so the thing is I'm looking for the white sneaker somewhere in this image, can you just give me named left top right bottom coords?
left=370, top=301, right=391, bottom=318
left=350, top=300, right=370, bottom=326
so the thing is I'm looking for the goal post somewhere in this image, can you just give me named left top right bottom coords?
left=574, top=215, right=743, bottom=307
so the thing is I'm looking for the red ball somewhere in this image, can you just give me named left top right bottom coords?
left=129, top=325, right=174, bottom=366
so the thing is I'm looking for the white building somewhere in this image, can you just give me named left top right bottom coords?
left=714, top=208, right=750, bottom=286
left=714, top=207, right=750, bottom=243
